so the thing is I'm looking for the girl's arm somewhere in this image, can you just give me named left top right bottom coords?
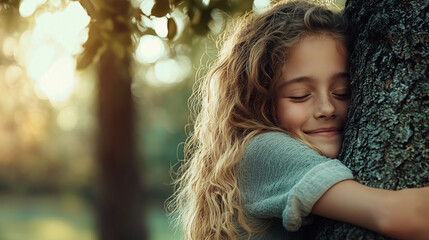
left=312, top=179, right=429, bottom=240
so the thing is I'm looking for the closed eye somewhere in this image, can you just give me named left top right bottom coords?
left=288, top=95, right=310, bottom=101
left=333, top=92, right=351, bottom=99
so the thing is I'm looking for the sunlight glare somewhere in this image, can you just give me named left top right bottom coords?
left=209, top=9, right=224, bottom=35
left=153, top=17, right=168, bottom=38
left=27, top=44, right=56, bottom=81
left=140, top=0, right=155, bottom=16
left=253, top=0, right=271, bottom=13
left=32, top=2, right=90, bottom=55
left=19, top=0, right=47, bottom=17
left=154, top=59, right=180, bottom=84
left=25, top=1, right=90, bottom=102
left=57, top=106, right=78, bottom=131
left=2, top=37, right=18, bottom=57
left=202, top=0, right=210, bottom=7
left=145, top=56, right=190, bottom=86
left=5, top=65, right=23, bottom=88
left=135, top=35, right=165, bottom=63
left=35, top=57, right=76, bottom=102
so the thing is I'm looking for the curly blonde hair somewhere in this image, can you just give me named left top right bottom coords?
left=167, top=1, right=349, bottom=239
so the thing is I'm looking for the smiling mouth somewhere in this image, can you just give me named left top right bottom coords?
left=305, top=128, right=342, bottom=137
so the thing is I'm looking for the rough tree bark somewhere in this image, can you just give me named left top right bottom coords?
left=317, top=0, right=429, bottom=239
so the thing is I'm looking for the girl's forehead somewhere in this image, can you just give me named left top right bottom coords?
left=292, top=33, right=347, bottom=53
left=283, top=34, right=348, bottom=68
left=275, top=34, right=349, bottom=85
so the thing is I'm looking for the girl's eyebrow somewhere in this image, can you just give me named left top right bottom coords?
left=276, top=76, right=310, bottom=92
left=331, top=72, right=350, bottom=80
left=279, top=76, right=313, bottom=89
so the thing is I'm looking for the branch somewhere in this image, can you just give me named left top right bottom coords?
left=75, top=0, right=98, bottom=19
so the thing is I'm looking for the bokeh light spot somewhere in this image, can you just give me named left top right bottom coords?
left=253, top=0, right=271, bottom=13
left=35, top=56, right=76, bottom=102
left=153, top=17, right=168, bottom=38
left=139, top=0, right=155, bottom=16
left=27, top=44, right=57, bottom=81
left=154, top=59, right=179, bottom=84
left=202, top=0, right=210, bottom=7
left=2, top=37, right=19, bottom=58
left=24, top=1, right=90, bottom=102
left=57, top=106, right=78, bottom=131
left=135, top=35, right=165, bottom=64
left=5, top=65, right=23, bottom=88
left=19, top=0, right=47, bottom=17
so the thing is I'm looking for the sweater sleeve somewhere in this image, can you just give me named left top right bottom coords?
left=238, top=132, right=353, bottom=232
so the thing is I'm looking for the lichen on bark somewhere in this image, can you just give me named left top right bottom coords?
left=316, top=0, right=429, bottom=239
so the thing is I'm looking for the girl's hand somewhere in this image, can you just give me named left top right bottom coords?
left=380, top=187, right=429, bottom=240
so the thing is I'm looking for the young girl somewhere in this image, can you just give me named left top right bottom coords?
left=168, top=1, right=429, bottom=239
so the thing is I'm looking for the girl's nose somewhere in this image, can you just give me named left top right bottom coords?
left=314, top=96, right=336, bottom=119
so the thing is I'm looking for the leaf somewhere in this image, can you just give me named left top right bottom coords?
left=189, top=8, right=212, bottom=35
left=167, top=17, right=177, bottom=40
left=151, top=0, right=170, bottom=17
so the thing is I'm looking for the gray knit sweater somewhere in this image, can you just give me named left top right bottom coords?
left=237, top=132, right=353, bottom=239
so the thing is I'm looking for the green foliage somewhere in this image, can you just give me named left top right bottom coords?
left=75, top=0, right=256, bottom=69
left=167, top=17, right=177, bottom=39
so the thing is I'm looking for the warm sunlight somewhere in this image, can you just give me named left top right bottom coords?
left=253, top=0, right=271, bottom=13
left=19, top=0, right=47, bottom=17
left=202, top=0, right=210, bottom=7
left=135, top=35, right=165, bottom=64
left=22, top=1, right=90, bottom=102
left=153, top=17, right=168, bottom=38
left=154, top=59, right=179, bottom=84
left=34, top=56, right=76, bottom=101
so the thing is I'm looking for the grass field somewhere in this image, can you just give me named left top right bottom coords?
left=0, top=194, right=179, bottom=240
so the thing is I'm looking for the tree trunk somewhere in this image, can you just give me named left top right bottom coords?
left=95, top=1, right=146, bottom=239
left=317, top=0, right=429, bottom=239
left=97, top=49, right=146, bottom=240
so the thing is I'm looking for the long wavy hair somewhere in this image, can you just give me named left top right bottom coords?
left=167, top=1, right=349, bottom=239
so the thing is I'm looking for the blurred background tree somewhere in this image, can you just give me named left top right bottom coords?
left=0, top=0, right=344, bottom=239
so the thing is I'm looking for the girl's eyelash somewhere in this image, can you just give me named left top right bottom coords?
left=286, top=92, right=350, bottom=100
left=288, top=95, right=310, bottom=100
left=334, top=93, right=351, bottom=98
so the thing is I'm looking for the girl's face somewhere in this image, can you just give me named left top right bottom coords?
left=276, top=35, right=350, bottom=158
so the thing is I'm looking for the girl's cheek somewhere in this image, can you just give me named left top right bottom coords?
left=277, top=101, right=309, bottom=130
left=338, top=100, right=350, bottom=118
